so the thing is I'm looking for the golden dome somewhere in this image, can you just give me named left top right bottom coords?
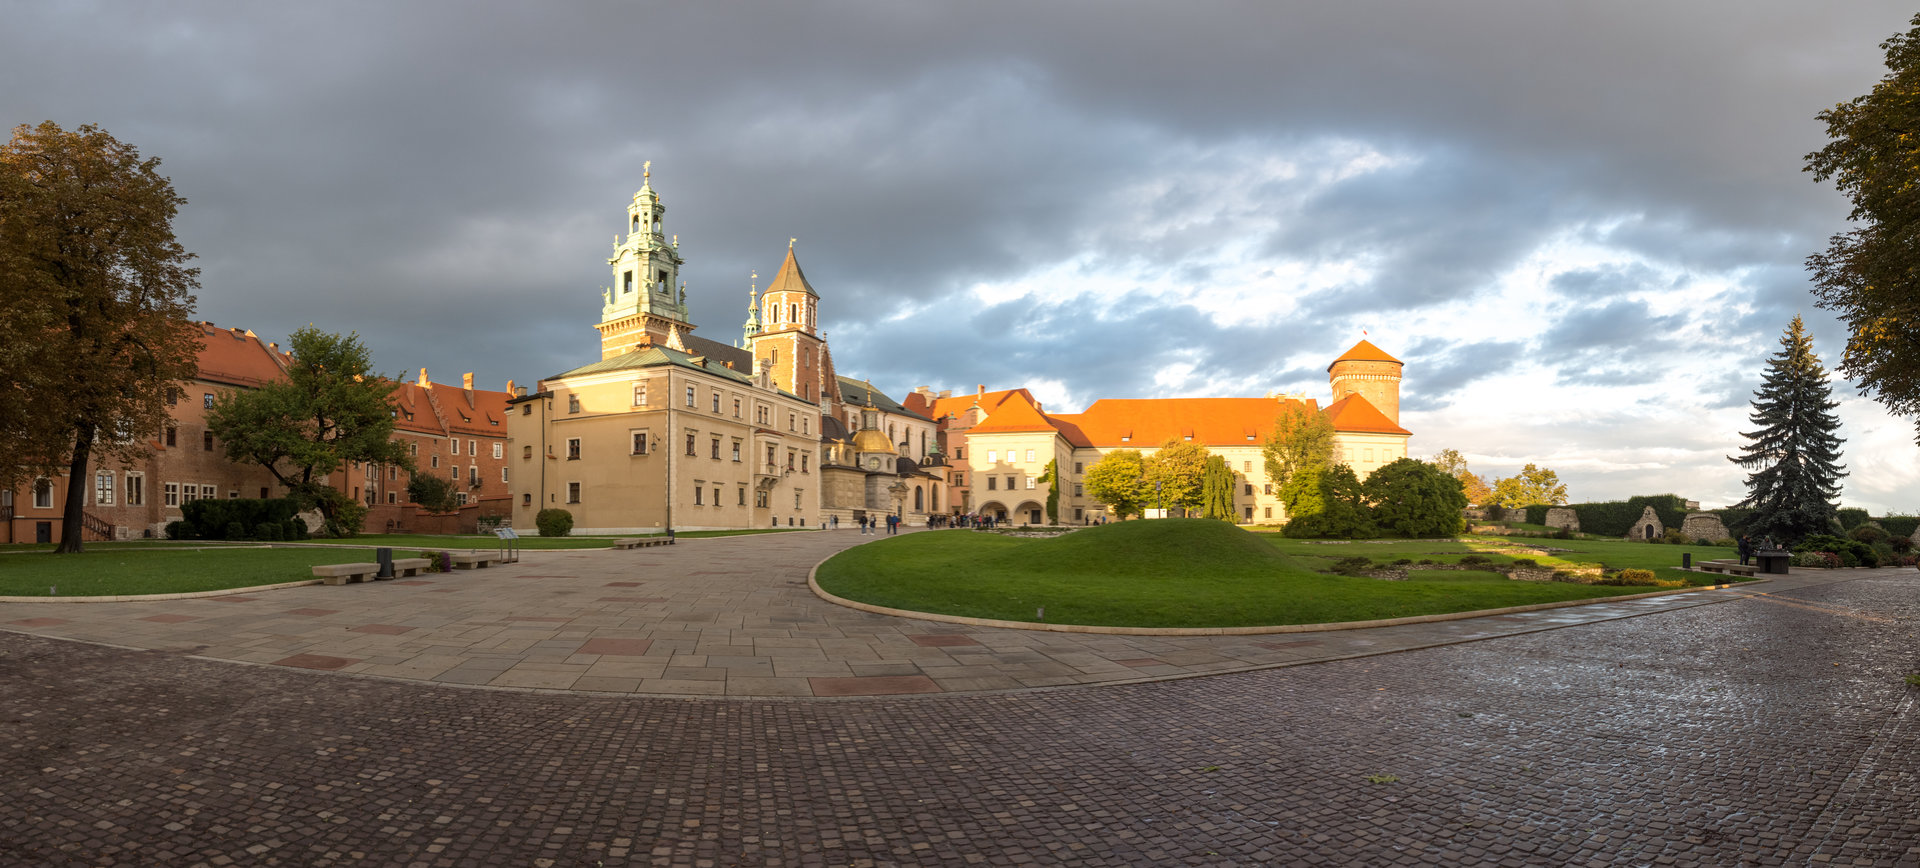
left=850, top=427, right=896, bottom=454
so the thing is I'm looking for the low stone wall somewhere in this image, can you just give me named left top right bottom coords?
left=1544, top=507, right=1580, bottom=533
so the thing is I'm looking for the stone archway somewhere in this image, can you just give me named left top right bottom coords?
left=1016, top=500, right=1045, bottom=526
left=978, top=501, right=1009, bottom=522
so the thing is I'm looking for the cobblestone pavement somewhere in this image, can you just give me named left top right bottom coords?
left=0, top=530, right=1889, bottom=698
left=3, top=568, right=1916, bottom=866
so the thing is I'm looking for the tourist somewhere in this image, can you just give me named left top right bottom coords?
left=1737, top=534, right=1753, bottom=566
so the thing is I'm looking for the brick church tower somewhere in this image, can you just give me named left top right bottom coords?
left=1328, top=339, right=1403, bottom=425
left=748, top=241, right=833, bottom=405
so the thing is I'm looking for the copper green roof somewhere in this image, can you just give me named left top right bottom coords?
left=552, top=346, right=810, bottom=404
left=836, top=376, right=932, bottom=421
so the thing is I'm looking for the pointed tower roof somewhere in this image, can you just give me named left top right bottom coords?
left=764, top=242, right=818, bottom=298
left=1329, top=339, right=1402, bottom=369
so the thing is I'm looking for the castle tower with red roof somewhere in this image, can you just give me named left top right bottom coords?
left=748, top=241, right=833, bottom=405
left=1328, top=339, right=1402, bottom=426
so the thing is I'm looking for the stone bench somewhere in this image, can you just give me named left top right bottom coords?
left=612, top=537, right=673, bottom=549
left=313, top=558, right=434, bottom=585
left=1698, top=559, right=1759, bottom=577
left=448, top=552, right=495, bottom=570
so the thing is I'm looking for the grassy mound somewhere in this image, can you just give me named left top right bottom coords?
left=817, top=519, right=1639, bottom=628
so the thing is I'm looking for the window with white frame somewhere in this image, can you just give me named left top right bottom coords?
left=987, top=450, right=997, bottom=462
left=632, top=431, right=649, bottom=454
left=468, top=439, right=476, bottom=455
left=163, top=482, right=179, bottom=507
left=1026, top=449, right=1035, bottom=462
left=634, top=383, right=647, bottom=406
left=500, top=467, right=508, bottom=483
left=199, top=485, right=215, bottom=500
left=492, top=442, right=502, bottom=459
left=685, top=386, right=696, bottom=407
left=452, top=439, right=460, bottom=456
left=126, top=473, right=144, bottom=506
left=94, top=471, right=113, bottom=505
left=567, top=482, right=580, bottom=503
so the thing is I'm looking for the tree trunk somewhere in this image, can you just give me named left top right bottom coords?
left=55, top=423, right=95, bottom=554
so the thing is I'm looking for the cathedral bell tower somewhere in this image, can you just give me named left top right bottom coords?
left=596, top=162, right=692, bottom=360
left=748, top=240, right=828, bottom=404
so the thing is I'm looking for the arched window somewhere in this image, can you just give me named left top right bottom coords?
left=915, top=486, right=924, bottom=510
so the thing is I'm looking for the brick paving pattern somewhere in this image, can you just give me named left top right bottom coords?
left=2, top=563, right=1916, bottom=865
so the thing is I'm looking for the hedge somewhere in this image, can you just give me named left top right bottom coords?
left=1517, top=494, right=1690, bottom=537
left=1876, top=515, right=1918, bottom=538
left=168, top=498, right=309, bottom=541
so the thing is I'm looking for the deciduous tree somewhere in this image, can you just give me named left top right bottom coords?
left=207, top=327, right=409, bottom=536
left=1262, top=401, right=1335, bottom=492
left=1365, top=457, right=1467, bottom=538
left=1806, top=13, right=1920, bottom=441
left=1280, top=463, right=1373, bottom=539
left=0, top=122, right=200, bottom=552
left=1083, top=449, right=1147, bottom=520
left=1729, top=316, right=1847, bottom=544
left=1143, top=438, right=1209, bottom=516
left=1490, top=464, right=1568, bottom=508
left=1427, top=448, right=1492, bottom=505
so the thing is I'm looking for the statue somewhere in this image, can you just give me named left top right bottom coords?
left=602, top=287, right=611, bottom=306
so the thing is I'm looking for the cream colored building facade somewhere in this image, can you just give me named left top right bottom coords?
left=923, top=341, right=1412, bottom=525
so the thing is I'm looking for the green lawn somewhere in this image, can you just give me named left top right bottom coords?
left=0, top=547, right=407, bottom=597
left=816, top=519, right=1678, bottom=629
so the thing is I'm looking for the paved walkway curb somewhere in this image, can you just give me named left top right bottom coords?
left=0, top=578, right=323, bottom=603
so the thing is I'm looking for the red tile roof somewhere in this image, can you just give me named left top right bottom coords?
left=1330, top=339, right=1402, bottom=368
left=192, top=323, right=288, bottom=388
left=1051, top=398, right=1322, bottom=448
left=924, top=389, right=1032, bottom=424
left=967, top=393, right=1060, bottom=435
left=1322, top=394, right=1410, bottom=435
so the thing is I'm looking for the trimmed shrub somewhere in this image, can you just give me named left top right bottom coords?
left=1877, top=515, right=1918, bottom=538
left=1849, top=525, right=1889, bottom=544
left=177, top=497, right=303, bottom=541
left=1458, top=554, right=1491, bottom=566
left=1595, top=568, right=1662, bottom=586
left=536, top=508, right=574, bottom=537
left=1331, top=556, right=1375, bottom=576
left=165, top=520, right=189, bottom=540
left=1510, top=558, right=1538, bottom=568
left=1836, top=507, right=1871, bottom=530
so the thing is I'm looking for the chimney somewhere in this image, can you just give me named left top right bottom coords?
left=977, top=384, right=985, bottom=399
left=462, top=372, right=474, bottom=390
left=938, top=390, right=951, bottom=399
left=418, top=368, right=430, bottom=387
left=268, top=342, right=279, bottom=352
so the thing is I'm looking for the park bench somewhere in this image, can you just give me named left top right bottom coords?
left=312, top=557, right=434, bottom=585
left=612, top=537, right=673, bottom=549
left=1697, top=559, right=1759, bottom=578
left=448, top=552, right=495, bottom=570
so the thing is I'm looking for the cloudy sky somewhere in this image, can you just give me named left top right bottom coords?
left=6, top=1, right=1917, bottom=513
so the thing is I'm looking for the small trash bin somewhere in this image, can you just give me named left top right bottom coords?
left=376, top=547, right=394, bottom=580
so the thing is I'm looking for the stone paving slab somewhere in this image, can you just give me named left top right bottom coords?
left=0, top=529, right=1906, bottom=699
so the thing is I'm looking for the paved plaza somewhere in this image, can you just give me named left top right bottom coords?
left=1, top=533, right=1916, bottom=865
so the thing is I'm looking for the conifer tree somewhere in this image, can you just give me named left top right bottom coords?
left=1730, top=316, right=1847, bottom=544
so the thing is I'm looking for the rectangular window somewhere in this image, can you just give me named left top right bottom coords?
left=449, top=467, right=457, bottom=481
left=165, top=427, right=177, bottom=447
left=694, top=487, right=704, bottom=505
left=1264, top=507, right=1273, bottom=519
left=199, top=485, right=216, bottom=501
left=733, top=398, right=741, bottom=417
left=202, top=431, right=214, bottom=451
left=452, top=439, right=460, bottom=456
left=1025, top=476, right=1035, bottom=489
left=634, top=383, right=647, bottom=406
left=687, top=433, right=697, bottom=456
left=1245, top=484, right=1253, bottom=496
left=801, top=454, right=809, bottom=473
left=803, top=417, right=809, bottom=435
left=388, top=492, right=397, bottom=504
left=94, top=471, right=113, bottom=506
left=953, top=447, right=964, bottom=460
left=492, top=442, right=503, bottom=459
left=568, top=394, right=580, bottom=414
left=500, top=467, right=508, bottom=483
left=126, top=474, right=143, bottom=506
left=1026, top=450, right=1035, bottom=463
left=786, top=450, right=795, bottom=470
left=952, top=473, right=963, bottom=486
left=1074, top=462, right=1082, bottom=474
left=1074, top=483, right=1083, bottom=497
left=567, top=482, right=581, bottom=503
left=623, top=270, right=633, bottom=293
left=632, top=432, right=649, bottom=455
left=456, top=492, right=468, bottom=506
left=712, top=392, right=721, bottom=412
left=1244, top=506, right=1254, bottom=521
left=468, top=466, right=479, bottom=485
left=164, top=482, right=179, bottom=507
left=567, top=438, right=581, bottom=460
left=731, top=442, right=741, bottom=462
left=686, top=386, right=696, bottom=407
left=203, top=393, right=214, bottom=409
left=713, top=487, right=720, bottom=507
left=788, top=412, right=795, bottom=431
left=795, top=490, right=803, bottom=508
left=1264, top=483, right=1273, bottom=495
left=468, top=439, right=476, bottom=455
left=1244, top=461, right=1252, bottom=472
left=987, top=450, right=997, bottom=463
left=987, top=477, right=997, bottom=490
left=711, top=437, right=721, bottom=460
left=523, top=445, right=532, bottom=459
left=738, top=488, right=746, bottom=506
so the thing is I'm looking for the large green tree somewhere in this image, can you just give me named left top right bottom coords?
left=207, top=327, right=409, bottom=536
left=1199, top=454, right=1236, bottom=521
left=1143, top=438, right=1210, bottom=516
left=1805, top=14, right=1920, bottom=442
left=1083, top=449, right=1147, bottom=520
left=1262, top=401, right=1335, bottom=492
left=1280, top=463, right=1373, bottom=539
left=1364, top=457, right=1468, bottom=538
left=0, top=122, right=200, bottom=552
left=1490, top=463, right=1568, bottom=509
left=1729, top=316, right=1847, bottom=544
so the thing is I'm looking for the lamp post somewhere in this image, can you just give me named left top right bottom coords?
left=1156, top=481, right=1163, bottom=519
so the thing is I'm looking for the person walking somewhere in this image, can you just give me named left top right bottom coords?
left=1737, top=534, right=1753, bottom=566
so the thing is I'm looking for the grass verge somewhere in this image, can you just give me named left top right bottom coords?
left=0, top=547, right=409, bottom=597
left=815, top=519, right=1661, bottom=628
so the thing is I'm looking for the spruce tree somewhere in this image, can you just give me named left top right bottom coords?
left=1730, top=316, right=1847, bottom=544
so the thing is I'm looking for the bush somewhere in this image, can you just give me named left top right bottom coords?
left=1280, top=465, right=1375, bottom=539
left=1362, top=458, right=1468, bottom=538
left=1837, top=507, right=1871, bottom=530
left=176, top=497, right=304, bottom=541
left=418, top=551, right=446, bottom=573
left=1712, top=537, right=1737, bottom=548
left=1877, top=515, right=1918, bottom=538
left=407, top=474, right=461, bottom=513
left=1793, top=551, right=1840, bottom=568
left=1331, top=556, right=1375, bottom=575
left=1510, top=558, right=1537, bottom=568
left=1458, top=554, right=1491, bottom=566
left=1849, top=525, right=1889, bottom=544
left=1891, top=535, right=1914, bottom=554
left=165, top=520, right=190, bottom=540
left=1796, top=534, right=1875, bottom=567
left=536, top=508, right=574, bottom=537
left=1595, top=568, right=1663, bottom=586
left=253, top=521, right=281, bottom=541
left=1661, top=528, right=1690, bottom=545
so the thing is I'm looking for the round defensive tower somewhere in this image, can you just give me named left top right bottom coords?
left=1327, top=340, right=1403, bottom=426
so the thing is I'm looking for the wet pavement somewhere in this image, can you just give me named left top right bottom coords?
left=2, top=560, right=1915, bottom=865
left=0, top=531, right=1884, bottom=698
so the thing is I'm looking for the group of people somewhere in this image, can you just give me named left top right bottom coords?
left=1736, top=534, right=1780, bottom=566
left=831, top=513, right=904, bottom=535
